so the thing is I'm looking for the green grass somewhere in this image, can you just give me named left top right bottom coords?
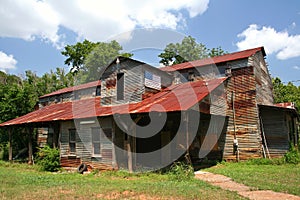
left=0, top=161, right=245, bottom=200
left=205, top=161, right=300, bottom=196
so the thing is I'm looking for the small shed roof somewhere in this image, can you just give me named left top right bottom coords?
left=40, top=80, right=101, bottom=99
left=160, top=47, right=265, bottom=72
left=0, top=78, right=227, bottom=127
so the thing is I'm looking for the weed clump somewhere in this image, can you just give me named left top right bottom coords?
left=167, top=162, right=194, bottom=181
left=284, top=145, right=300, bottom=164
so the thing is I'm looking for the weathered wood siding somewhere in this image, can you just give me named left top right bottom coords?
left=259, top=106, right=290, bottom=157
left=249, top=52, right=274, bottom=105
left=101, top=65, right=143, bottom=105
left=101, top=58, right=172, bottom=106
left=223, top=66, right=262, bottom=160
left=60, top=117, right=114, bottom=170
left=39, top=86, right=99, bottom=108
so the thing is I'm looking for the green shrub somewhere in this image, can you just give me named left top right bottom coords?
left=167, top=162, right=194, bottom=181
left=0, top=143, right=9, bottom=160
left=36, top=146, right=60, bottom=172
left=284, top=146, right=300, bottom=164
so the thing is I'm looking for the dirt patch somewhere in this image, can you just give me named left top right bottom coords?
left=195, top=171, right=300, bottom=200
left=96, top=190, right=176, bottom=200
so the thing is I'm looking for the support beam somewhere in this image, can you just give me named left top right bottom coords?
left=127, top=135, right=133, bottom=173
left=8, top=128, right=13, bottom=162
left=27, top=128, right=33, bottom=165
left=53, top=124, right=59, bottom=148
left=112, top=120, right=117, bottom=170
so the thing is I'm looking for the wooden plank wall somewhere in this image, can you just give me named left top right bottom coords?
left=249, top=52, right=274, bottom=105
left=260, top=107, right=290, bottom=157
left=60, top=118, right=114, bottom=170
left=101, top=62, right=144, bottom=106
left=223, top=66, right=262, bottom=160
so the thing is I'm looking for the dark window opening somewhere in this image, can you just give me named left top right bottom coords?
left=96, top=86, right=101, bottom=96
left=92, top=128, right=101, bottom=156
left=69, top=129, right=76, bottom=154
left=117, top=73, right=124, bottom=100
left=188, top=71, right=194, bottom=81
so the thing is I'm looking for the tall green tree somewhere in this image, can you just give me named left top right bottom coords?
left=61, top=39, right=98, bottom=73
left=61, top=40, right=132, bottom=83
left=158, top=36, right=226, bottom=66
left=0, top=69, right=75, bottom=159
left=272, top=77, right=300, bottom=111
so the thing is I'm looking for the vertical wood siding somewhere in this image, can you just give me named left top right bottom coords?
left=249, top=52, right=274, bottom=105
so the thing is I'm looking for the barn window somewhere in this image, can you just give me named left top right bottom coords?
left=96, top=86, right=101, bottom=96
left=69, top=129, right=76, bottom=154
left=117, top=73, right=124, bottom=100
left=92, top=127, right=101, bottom=156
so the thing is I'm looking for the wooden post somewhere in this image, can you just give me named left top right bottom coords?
left=27, top=128, right=33, bottom=165
left=127, top=135, right=133, bottom=173
left=53, top=124, right=59, bottom=148
left=8, top=128, right=13, bottom=162
left=184, top=111, right=191, bottom=164
left=112, top=120, right=117, bottom=169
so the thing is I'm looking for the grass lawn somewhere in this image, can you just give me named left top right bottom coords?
left=0, top=161, right=245, bottom=200
left=205, top=161, right=300, bottom=196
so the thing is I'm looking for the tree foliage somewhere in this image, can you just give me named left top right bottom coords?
left=158, top=36, right=226, bottom=66
left=0, top=69, right=74, bottom=160
left=61, top=40, right=133, bottom=83
left=272, top=77, right=300, bottom=111
left=61, top=39, right=98, bottom=73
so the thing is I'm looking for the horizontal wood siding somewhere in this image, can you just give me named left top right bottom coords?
left=60, top=118, right=114, bottom=170
left=260, top=107, right=289, bottom=157
left=223, top=66, right=262, bottom=160
left=101, top=60, right=143, bottom=106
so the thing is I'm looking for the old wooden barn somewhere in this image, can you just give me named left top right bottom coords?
left=0, top=46, right=298, bottom=171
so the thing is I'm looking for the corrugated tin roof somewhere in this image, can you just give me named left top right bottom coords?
left=0, top=78, right=227, bottom=127
left=40, top=80, right=101, bottom=98
left=274, top=102, right=296, bottom=109
left=160, top=47, right=265, bottom=72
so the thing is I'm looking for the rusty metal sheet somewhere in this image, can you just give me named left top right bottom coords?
left=160, top=47, right=265, bottom=72
left=40, top=80, right=101, bottom=98
left=0, top=78, right=227, bottom=127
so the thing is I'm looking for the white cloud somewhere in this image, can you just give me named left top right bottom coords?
left=0, top=51, right=17, bottom=72
left=293, top=66, right=300, bottom=70
left=0, top=0, right=209, bottom=47
left=0, top=0, right=61, bottom=46
left=236, top=24, right=300, bottom=60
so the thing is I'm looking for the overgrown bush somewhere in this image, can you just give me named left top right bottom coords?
left=167, top=162, right=194, bottom=181
left=241, top=145, right=300, bottom=165
left=0, top=143, right=9, bottom=160
left=284, top=145, right=300, bottom=164
left=36, top=145, right=60, bottom=172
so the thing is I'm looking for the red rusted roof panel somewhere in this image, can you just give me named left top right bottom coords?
left=0, top=78, right=227, bottom=126
left=40, top=80, right=101, bottom=98
left=160, top=47, right=265, bottom=72
left=274, top=102, right=296, bottom=109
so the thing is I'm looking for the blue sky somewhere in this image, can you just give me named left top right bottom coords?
left=0, top=0, right=300, bottom=85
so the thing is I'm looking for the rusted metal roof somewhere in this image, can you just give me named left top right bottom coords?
left=40, top=80, right=101, bottom=98
left=274, top=102, right=296, bottom=110
left=160, top=47, right=265, bottom=72
left=0, top=78, right=227, bottom=127
left=259, top=103, right=299, bottom=118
